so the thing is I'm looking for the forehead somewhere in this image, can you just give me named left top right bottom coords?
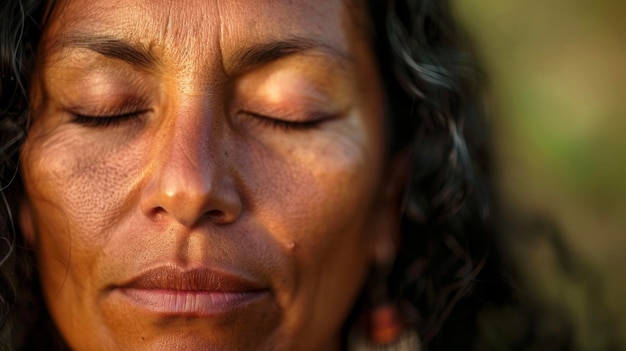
left=41, top=0, right=361, bottom=67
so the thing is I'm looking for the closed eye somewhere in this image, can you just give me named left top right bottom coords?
left=241, top=111, right=325, bottom=131
left=70, top=110, right=148, bottom=129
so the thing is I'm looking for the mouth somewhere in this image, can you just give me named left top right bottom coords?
left=112, top=266, right=270, bottom=317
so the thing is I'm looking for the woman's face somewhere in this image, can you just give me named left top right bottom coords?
left=20, top=0, right=398, bottom=350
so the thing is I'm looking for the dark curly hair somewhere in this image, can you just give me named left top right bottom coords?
left=0, top=0, right=530, bottom=350
left=1, top=0, right=50, bottom=349
left=362, top=0, right=501, bottom=348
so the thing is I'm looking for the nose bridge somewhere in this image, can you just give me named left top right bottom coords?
left=142, top=90, right=241, bottom=227
left=166, top=96, right=219, bottom=181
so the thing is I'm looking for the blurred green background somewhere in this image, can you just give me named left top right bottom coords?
left=454, top=0, right=626, bottom=349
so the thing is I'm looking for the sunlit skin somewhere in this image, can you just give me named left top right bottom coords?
left=19, top=0, right=402, bottom=350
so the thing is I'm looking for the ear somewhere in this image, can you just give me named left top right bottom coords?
left=19, top=197, right=36, bottom=247
left=371, top=150, right=412, bottom=266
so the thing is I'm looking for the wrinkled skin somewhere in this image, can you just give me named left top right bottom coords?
left=19, top=0, right=401, bottom=350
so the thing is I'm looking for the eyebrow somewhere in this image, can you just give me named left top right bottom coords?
left=61, top=34, right=159, bottom=70
left=227, top=37, right=352, bottom=73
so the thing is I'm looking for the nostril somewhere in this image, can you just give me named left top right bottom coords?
left=147, top=206, right=167, bottom=219
left=205, top=209, right=226, bottom=222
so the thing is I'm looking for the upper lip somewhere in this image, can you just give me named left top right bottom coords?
left=117, top=265, right=265, bottom=292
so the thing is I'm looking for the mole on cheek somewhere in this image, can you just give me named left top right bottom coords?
left=288, top=241, right=297, bottom=253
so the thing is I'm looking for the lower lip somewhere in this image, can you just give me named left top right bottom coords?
left=118, top=288, right=268, bottom=316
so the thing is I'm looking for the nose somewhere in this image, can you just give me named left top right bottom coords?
left=140, top=105, right=242, bottom=227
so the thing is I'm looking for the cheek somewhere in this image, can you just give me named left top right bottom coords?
left=20, top=128, right=146, bottom=284
left=245, top=130, right=379, bottom=250
left=238, top=111, right=384, bottom=335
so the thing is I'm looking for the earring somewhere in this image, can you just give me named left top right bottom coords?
left=348, top=302, right=422, bottom=351
left=368, top=302, right=403, bottom=344
left=347, top=262, right=422, bottom=351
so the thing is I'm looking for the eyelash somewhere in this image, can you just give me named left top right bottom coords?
left=242, top=111, right=323, bottom=131
left=71, top=111, right=146, bottom=129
